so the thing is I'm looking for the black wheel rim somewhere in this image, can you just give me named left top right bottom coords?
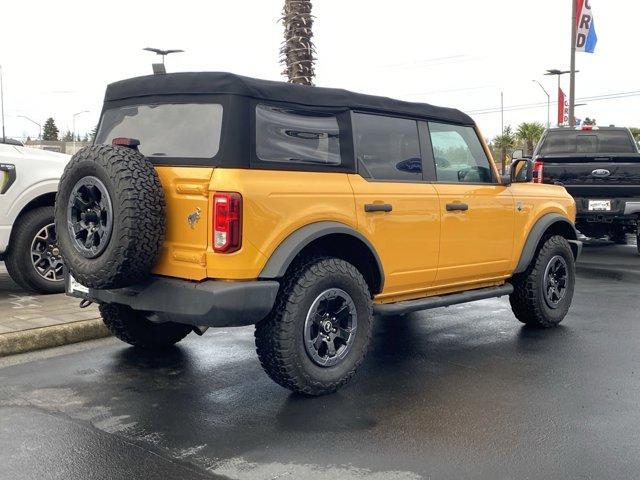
left=304, top=288, right=358, bottom=367
left=30, top=223, right=63, bottom=282
left=66, top=176, right=113, bottom=259
left=543, top=255, right=568, bottom=309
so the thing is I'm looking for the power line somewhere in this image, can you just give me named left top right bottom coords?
left=468, top=90, right=640, bottom=115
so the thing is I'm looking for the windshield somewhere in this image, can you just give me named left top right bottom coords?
left=96, top=103, right=223, bottom=159
left=539, top=130, right=636, bottom=155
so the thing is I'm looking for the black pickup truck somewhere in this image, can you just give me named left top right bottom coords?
left=530, top=126, right=640, bottom=251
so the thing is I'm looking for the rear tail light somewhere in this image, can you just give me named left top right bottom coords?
left=532, top=159, right=544, bottom=183
left=112, top=137, right=141, bottom=149
left=213, top=192, right=242, bottom=253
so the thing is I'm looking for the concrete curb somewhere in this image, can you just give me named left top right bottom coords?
left=0, top=318, right=111, bottom=357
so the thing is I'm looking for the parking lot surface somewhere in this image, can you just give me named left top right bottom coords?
left=0, top=263, right=98, bottom=335
left=0, top=242, right=639, bottom=479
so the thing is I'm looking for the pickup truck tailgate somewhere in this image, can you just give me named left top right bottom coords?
left=541, top=155, right=640, bottom=197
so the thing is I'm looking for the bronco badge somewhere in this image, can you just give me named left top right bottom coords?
left=187, top=207, right=201, bottom=229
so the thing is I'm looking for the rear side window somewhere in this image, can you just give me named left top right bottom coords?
left=539, top=130, right=637, bottom=155
left=429, top=122, right=493, bottom=184
left=96, top=103, right=223, bottom=159
left=255, top=104, right=341, bottom=165
left=352, top=113, right=422, bottom=181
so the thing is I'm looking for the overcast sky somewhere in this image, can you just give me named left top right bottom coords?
left=1, top=0, right=638, bottom=140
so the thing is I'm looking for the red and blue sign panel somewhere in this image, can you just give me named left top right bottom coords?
left=576, top=0, right=597, bottom=53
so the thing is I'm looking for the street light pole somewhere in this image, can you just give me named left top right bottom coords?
left=72, top=110, right=90, bottom=153
left=545, top=69, right=573, bottom=126
left=72, top=110, right=89, bottom=140
left=0, top=65, right=6, bottom=143
left=17, top=115, right=42, bottom=140
left=533, top=80, right=550, bottom=128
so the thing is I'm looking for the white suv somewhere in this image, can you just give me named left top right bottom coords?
left=0, top=140, right=70, bottom=293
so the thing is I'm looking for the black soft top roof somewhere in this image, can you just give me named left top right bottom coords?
left=104, top=72, right=474, bottom=126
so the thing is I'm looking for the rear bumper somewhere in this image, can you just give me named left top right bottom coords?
left=575, top=197, right=640, bottom=223
left=67, top=275, right=280, bottom=328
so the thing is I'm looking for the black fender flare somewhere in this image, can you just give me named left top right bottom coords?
left=514, top=213, right=580, bottom=274
left=258, top=221, right=385, bottom=291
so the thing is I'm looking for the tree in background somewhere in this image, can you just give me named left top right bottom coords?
left=280, top=0, right=315, bottom=85
left=62, top=130, right=74, bottom=142
left=42, top=118, right=59, bottom=141
left=629, top=128, right=640, bottom=143
left=492, top=126, right=516, bottom=174
left=516, top=122, right=545, bottom=156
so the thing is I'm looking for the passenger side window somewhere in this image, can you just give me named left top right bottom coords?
left=352, top=113, right=422, bottom=181
left=255, top=104, right=341, bottom=165
left=429, top=122, right=494, bottom=184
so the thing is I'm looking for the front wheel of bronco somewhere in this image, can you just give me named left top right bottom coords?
left=255, top=257, right=373, bottom=396
left=100, top=303, right=192, bottom=350
left=509, top=235, right=576, bottom=328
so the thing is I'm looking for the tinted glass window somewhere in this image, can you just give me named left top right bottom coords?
left=429, top=123, right=493, bottom=183
left=255, top=104, right=341, bottom=165
left=96, top=103, right=223, bottom=158
left=352, top=113, right=422, bottom=181
left=539, top=130, right=636, bottom=155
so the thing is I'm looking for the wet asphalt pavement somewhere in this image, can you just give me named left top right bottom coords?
left=1, top=242, right=639, bottom=480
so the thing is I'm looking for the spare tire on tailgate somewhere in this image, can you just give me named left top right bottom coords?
left=54, top=144, right=166, bottom=289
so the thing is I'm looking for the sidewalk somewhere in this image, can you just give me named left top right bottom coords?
left=0, top=263, right=109, bottom=356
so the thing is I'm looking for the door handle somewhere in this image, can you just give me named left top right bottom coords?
left=364, top=203, right=393, bottom=213
left=446, top=202, right=469, bottom=212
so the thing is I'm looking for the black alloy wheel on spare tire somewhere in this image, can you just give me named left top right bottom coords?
left=54, top=144, right=166, bottom=289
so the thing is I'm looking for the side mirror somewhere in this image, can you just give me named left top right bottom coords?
left=510, top=158, right=533, bottom=183
left=512, top=149, right=524, bottom=160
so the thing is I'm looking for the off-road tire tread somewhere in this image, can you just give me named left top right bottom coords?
left=99, top=303, right=192, bottom=349
left=255, top=257, right=373, bottom=396
left=5, top=206, right=64, bottom=294
left=509, top=235, right=574, bottom=328
left=55, top=145, right=165, bottom=289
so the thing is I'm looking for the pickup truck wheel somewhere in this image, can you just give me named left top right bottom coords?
left=99, top=303, right=192, bottom=350
left=509, top=235, right=575, bottom=328
left=255, top=257, right=373, bottom=396
left=54, top=145, right=166, bottom=289
left=4, top=206, right=64, bottom=294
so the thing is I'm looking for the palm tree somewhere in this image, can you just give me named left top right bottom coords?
left=280, top=0, right=316, bottom=85
left=492, top=126, right=516, bottom=174
left=516, top=122, right=545, bottom=156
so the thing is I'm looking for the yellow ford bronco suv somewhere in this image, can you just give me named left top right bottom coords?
left=57, top=72, right=581, bottom=395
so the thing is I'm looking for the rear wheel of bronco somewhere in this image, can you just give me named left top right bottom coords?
left=54, top=145, right=166, bottom=289
left=100, top=303, right=192, bottom=349
left=255, top=257, right=373, bottom=396
left=509, top=235, right=575, bottom=328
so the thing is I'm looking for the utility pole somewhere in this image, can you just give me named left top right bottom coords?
left=0, top=65, right=5, bottom=143
left=569, top=0, right=578, bottom=127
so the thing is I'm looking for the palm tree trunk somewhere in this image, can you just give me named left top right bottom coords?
left=281, top=0, right=315, bottom=85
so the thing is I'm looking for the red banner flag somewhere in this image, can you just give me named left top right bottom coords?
left=558, top=88, right=568, bottom=126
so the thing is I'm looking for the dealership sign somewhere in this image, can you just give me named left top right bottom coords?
left=575, top=0, right=597, bottom=53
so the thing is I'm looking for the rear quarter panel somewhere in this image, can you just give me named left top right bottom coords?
left=205, top=169, right=357, bottom=280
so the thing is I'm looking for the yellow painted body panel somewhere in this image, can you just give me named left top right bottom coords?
left=347, top=174, right=440, bottom=299
left=204, top=169, right=356, bottom=280
left=152, top=167, right=213, bottom=280
left=151, top=147, right=575, bottom=306
left=433, top=183, right=514, bottom=287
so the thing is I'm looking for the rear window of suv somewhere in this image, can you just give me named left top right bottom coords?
left=539, top=130, right=636, bottom=155
left=96, top=103, right=223, bottom=159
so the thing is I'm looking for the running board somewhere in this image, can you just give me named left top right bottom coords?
left=373, top=283, right=514, bottom=317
